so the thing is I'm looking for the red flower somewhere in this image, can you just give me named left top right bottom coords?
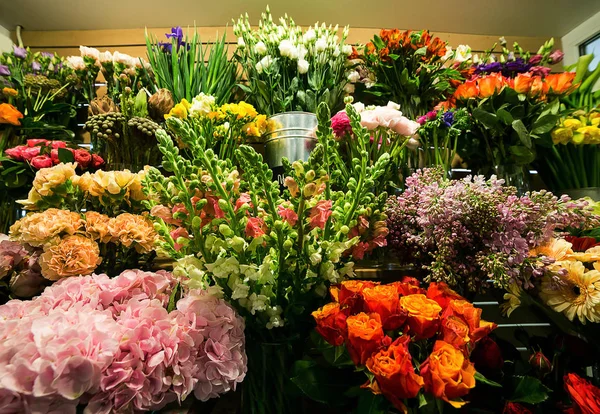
left=529, top=350, right=553, bottom=377
left=503, top=402, right=532, bottom=414
left=471, top=336, right=504, bottom=372
left=74, top=148, right=92, bottom=169
left=30, top=155, right=53, bottom=169
left=564, top=373, right=600, bottom=414
left=454, top=79, right=479, bottom=100
left=235, top=193, right=252, bottom=212
left=26, top=138, right=49, bottom=147
left=390, top=278, right=426, bottom=296
left=441, top=300, right=496, bottom=349
left=21, top=146, right=41, bottom=161
left=4, top=145, right=26, bottom=161
left=312, top=302, right=349, bottom=346
left=50, top=149, right=60, bottom=164
left=565, top=236, right=600, bottom=252
left=91, top=154, right=104, bottom=168
left=309, top=200, right=332, bottom=230
left=245, top=216, right=267, bottom=238
left=346, top=312, right=385, bottom=365
left=338, top=280, right=379, bottom=307
left=426, top=282, right=464, bottom=308
left=51, top=140, right=67, bottom=149
left=205, top=195, right=225, bottom=219
left=277, top=205, right=298, bottom=226
left=170, top=227, right=189, bottom=251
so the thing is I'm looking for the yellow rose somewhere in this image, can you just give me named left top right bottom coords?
left=32, top=163, right=77, bottom=197
left=39, top=235, right=101, bottom=280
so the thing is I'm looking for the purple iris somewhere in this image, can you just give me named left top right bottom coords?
left=502, top=58, right=531, bottom=76
left=0, top=64, right=10, bottom=76
left=442, top=111, right=454, bottom=127
left=12, top=45, right=27, bottom=59
left=159, top=26, right=186, bottom=53
left=32, top=61, right=41, bottom=71
left=475, top=61, right=502, bottom=74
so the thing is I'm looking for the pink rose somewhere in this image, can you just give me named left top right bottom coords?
left=170, top=227, right=189, bottom=251
left=360, top=105, right=420, bottom=137
left=30, top=155, right=53, bottom=169
left=74, top=149, right=92, bottom=169
left=277, top=205, right=298, bottom=226
left=51, top=141, right=67, bottom=149
left=21, top=146, right=41, bottom=161
left=27, top=138, right=49, bottom=147
left=245, top=217, right=266, bottom=238
left=50, top=149, right=60, bottom=164
left=549, top=50, right=564, bottom=64
left=4, top=145, right=26, bottom=161
left=309, top=200, right=333, bottom=230
left=91, top=154, right=104, bottom=168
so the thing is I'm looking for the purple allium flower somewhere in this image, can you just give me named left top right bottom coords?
left=549, top=50, right=564, bottom=64
left=475, top=61, right=502, bottom=74
left=31, top=61, right=41, bottom=71
left=528, top=54, right=543, bottom=65
left=0, top=64, right=9, bottom=76
left=12, top=45, right=27, bottom=59
left=442, top=111, right=454, bottom=127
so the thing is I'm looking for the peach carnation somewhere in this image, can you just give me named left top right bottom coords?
left=84, top=211, right=112, bottom=243
left=9, top=209, right=83, bottom=247
left=39, top=235, right=101, bottom=280
left=109, top=213, right=157, bottom=253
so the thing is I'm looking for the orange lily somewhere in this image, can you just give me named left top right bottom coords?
left=0, top=103, right=23, bottom=126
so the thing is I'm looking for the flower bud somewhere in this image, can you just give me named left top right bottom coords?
left=529, top=351, right=553, bottom=377
left=305, top=170, right=316, bottom=182
left=340, top=225, right=350, bottom=234
left=88, top=95, right=118, bottom=116
left=303, top=183, right=317, bottom=197
left=230, top=236, right=246, bottom=252
left=148, top=88, right=175, bottom=122
left=283, top=239, right=293, bottom=251
left=219, top=224, right=234, bottom=237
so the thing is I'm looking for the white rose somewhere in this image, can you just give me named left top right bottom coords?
left=297, top=59, right=309, bottom=74
left=387, top=101, right=401, bottom=111
left=347, top=70, right=360, bottom=83
left=254, top=41, right=267, bottom=55
left=442, top=46, right=453, bottom=62
left=454, top=45, right=472, bottom=63
left=342, top=44, right=353, bottom=55
left=66, top=56, right=86, bottom=70
left=315, top=38, right=327, bottom=52
left=190, top=93, right=216, bottom=117
left=237, top=37, right=245, bottom=48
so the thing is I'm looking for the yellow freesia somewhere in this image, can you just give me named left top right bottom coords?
left=563, top=118, right=582, bottom=130
left=551, top=127, right=573, bottom=145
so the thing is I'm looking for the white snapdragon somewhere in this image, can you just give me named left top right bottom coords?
left=442, top=46, right=453, bottom=62
left=229, top=275, right=250, bottom=300
left=266, top=306, right=284, bottom=329
left=347, top=70, right=360, bottom=83
left=342, top=44, right=353, bottom=55
left=254, top=41, right=267, bottom=55
left=297, top=59, right=309, bottom=74
left=237, top=37, right=245, bottom=48
left=454, top=45, right=472, bottom=63
left=190, top=93, right=216, bottom=117
left=315, top=37, right=327, bottom=52
left=309, top=252, right=322, bottom=266
left=205, top=256, right=240, bottom=279
left=247, top=293, right=269, bottom=314
left=173, top=256, right=207, bottom=289
left=240, top=264, right=260, bottom=281
left=66, top=56, right=86, bottom=70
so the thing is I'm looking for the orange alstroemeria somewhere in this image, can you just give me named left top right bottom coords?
left=454, top=79, right=479, bottom=100
left=478, top=73, right=505, bottom=98
left=0, top=103, right=23, bottom=126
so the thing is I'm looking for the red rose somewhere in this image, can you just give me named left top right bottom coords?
left=312, top=302, right=349, bottom=346
left=91, top=154, right=105, bottom=168
left=245, top=216, right=267, bottom=238
left=51, top=140, right=67, bottom=149
left=50, top=149, right=60, bottom=164
left=26, top=138, right=49, bottom=147
left=4, top=145, right=26, bottom=161
left=30, top=155, right=53, bottom=169
left=470, top=336, right=504, bottom=373
left=529, top=351, right=553, bottom=377
left=346, top=312, right=385, bottom=365
left=564, top=373, right=600, bottom=414
left=338, top=280, right=379, bottom=312
left=389, top=278, right=426, bottom=297
left=74, top=148, right=92, bottom=169
left=426, top=282, right=464, bottom=308
left=366, top=336, right=424, bottom=411
left=21, top=146, right=41, bottom=161
left=503, top=402, right=532, bottom=414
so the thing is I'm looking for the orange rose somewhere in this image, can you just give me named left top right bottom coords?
left=390, top=277, right=425, bottom=296
left=399, top=294, right=442, bottom=339
left=442, top=300, right=497, bottom=348
left=329, top=286, right=340, bottom=302
left=0, top=103, right=24, bottom=126
left=346, top=312, right=385, bottom=365
left=362, top=285, right=406, bottom=330
left=339, top=280, right=379, bottom=307
left=529, top=76, right=544, bottom=98
left=312, top=303, right=348, bottom=346
left=454, top=79, right=479, bottom=100
left=426, top=282, right=464, bottom=308
left=544, top=72, right=577, bottom=95
left=440, top=315, right=471, bottom=349
left=513, top=73, right=534, bottom=94
left=478, top=73, right=505, bottom=98
left=366, top=336, right=424, bottom=411
left=421, top=340, right=476, bottom=408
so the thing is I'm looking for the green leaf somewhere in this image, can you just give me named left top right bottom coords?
left=508, top=375, right=551, bottom=404
left=372, top=35, right=386, bottom=50
left=290, top=360, right=355, bottom=406
left=512, top=119, right=531, bottom=148
left=167, top=282, right=180, bottom=312
left=475, top=371, right=502, bottom=388
left=58, top=147, right=75, bottom=163
left=508, top=145, right=536, bottom=164
left=473, top=107, right=499, bottom=130
left=354, top=389, right=388, bottom=414
left=532, top=114, right=559, bottom=134
left=497, top=108, right=513, bottom=125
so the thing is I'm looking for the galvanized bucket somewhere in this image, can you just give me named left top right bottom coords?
left=264, top=112, right=318, bottom=188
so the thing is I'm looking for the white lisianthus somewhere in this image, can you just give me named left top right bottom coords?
left=472, top=54, right=481, bottom=64
left=347, top=70, right=360, bottom=83
left=297, top=59, right=309, bottom=74
left=259, top=55, right=273, bottom=71
left=332, top=46, right=341, bottom=57
left=278, top=39, right=297, bottom=59
left=190, top=93, right=216, bottom=117
left=237, top=37, right=245, bottom=48
left=454, top=44, right=472, bottom=63
left=344, top=83, right=355, bottom=94
left=489, top=54, right=496, bottom=63
left=342, top=44, right=353, bottom=55
left=80, top=46, right=100, bottom=61
left=303, top=29, right=316, bottom=42
left=254, top=41, right=267, bottom=55
left=255, top=61, right=264, bottom=74
left=315, top=37, right=327, bottom=52
left=442, top=46, right=453, bottom=62
left=66, top=56, right=86, bottom=70
left=98, top=51, right=113, bottom=63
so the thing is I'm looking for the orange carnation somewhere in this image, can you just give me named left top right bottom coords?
left=366, top=336, right=424, bottom=411
left=0, top=103, right=23, bottom=126
left=312, top=302, right=348, bottom=346
left=421, top=340, right=476, bottom=408
left=39, top=235, right=102, bottom=281
left=426, top=282, right=464, bottom=308
left=400, top=294, right=442, bottom=339
left=454, top=79, right=479, bottom=100
left=346, top=312, right=385, bottom=365
left=442, top=300, right=497, bottom=350
left=362, top=285, right=406, bottom=330
left=478, top=73, right=505, bottom=98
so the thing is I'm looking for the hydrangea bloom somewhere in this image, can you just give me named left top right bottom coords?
left=0, top=269, right=246, bottom=413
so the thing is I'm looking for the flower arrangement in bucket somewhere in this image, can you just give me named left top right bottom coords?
left=233, top=6, right=354, bottom=115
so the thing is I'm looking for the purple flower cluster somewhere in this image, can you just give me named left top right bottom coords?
left=475, top=58, right=532, bottom=77
left=386, top=169, right=595, bottom=291
left=0, top=270, right=247, bottom=413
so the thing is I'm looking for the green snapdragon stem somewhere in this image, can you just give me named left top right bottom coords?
left=578, top=145, right=589, bottom=188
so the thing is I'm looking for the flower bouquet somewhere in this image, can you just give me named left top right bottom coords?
left=145, top=26, right=238, bottom=105
left=386, top=168, right=593, bottom=293
left=0, top=269, right=247, bottom=413
left=359, top=29, right=460, bottom=119
left=233, top=7, right=353, bottom=115
left=142, top=102, right=390, bottom=412
left=535, top=110, right=600, bottom=192
left=305, top=279, right=499, bottom=412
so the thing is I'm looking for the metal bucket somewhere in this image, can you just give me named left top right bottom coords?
left=562, top=187, right=600, bottom=201
left=264, top=112, right=318, bottom=188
